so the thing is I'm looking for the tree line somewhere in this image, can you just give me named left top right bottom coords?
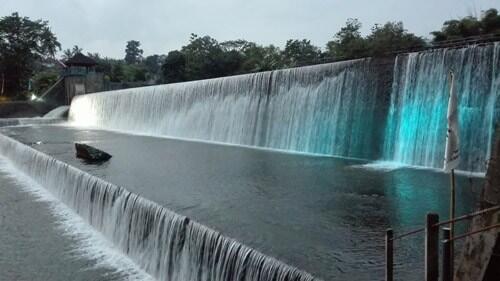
left=1, top=8, right=499, bottom=99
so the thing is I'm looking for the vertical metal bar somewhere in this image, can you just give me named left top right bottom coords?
left=449, top=169, right=456, bottom=271
left=442, top=227, right=452, bottom=281
left=1, top=73, right=4, bottom=96
left=425, top=213, right=439, bottom=281
left=386, top=228, right=393, bottom=281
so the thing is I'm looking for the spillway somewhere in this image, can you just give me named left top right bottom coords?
left=384, top=43, right=500, bottom=172
left=69, top=44, right=500, bottom=172
left=70, top=59, right=390, bottom=160
left=0, top=134, right=316, bottom=281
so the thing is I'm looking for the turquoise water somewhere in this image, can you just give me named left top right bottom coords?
left=384, top=43, right=500, bottom=172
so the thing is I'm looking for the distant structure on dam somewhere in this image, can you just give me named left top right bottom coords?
left=62, top=53, right=105, bottom=104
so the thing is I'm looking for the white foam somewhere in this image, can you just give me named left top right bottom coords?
left=350, top=161, right=407, bottom=171
left=350, top=160, right=486, bottom=178
left=0, top=156, right=155, bottom=281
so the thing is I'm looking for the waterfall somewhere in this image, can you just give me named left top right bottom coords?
left=68, top=43, right=499, bottom=172
left=70, top=59, right=387, bottom=159
left=0, top=134, right=317, bottom=281
left=384, top=43, right=500, bottom=172
left=0, top=117, right=64, bottom=127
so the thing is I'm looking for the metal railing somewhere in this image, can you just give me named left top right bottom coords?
left=385, top=205, right=500, bottom=281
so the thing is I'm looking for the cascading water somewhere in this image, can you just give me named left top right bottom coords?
left=384, top=43, right=500, bottom=172
left=0, top=134, right=317, bottom=281
left=69, top=43, right=498, bottom=172
left=70, top=59, right=387, bottom=159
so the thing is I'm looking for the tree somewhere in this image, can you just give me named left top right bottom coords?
left=217, top=50, right=243, bottom=76
left=143, top=54, right=165, bottom=81
left=0, top=13, right=60, bottom=98
left=181, top=34, right=227, bottom=80
left=239, top=43, right=284, bottom=72
left=431, top=8, right=500, bottom=42
left=481, top=8, right=500, bottom=34
left=110, top=63, right=125, bottom=82
left=326, top=19, right=368, bottom=59
left=123, top=64, right=147, bottom=82
left=33, top=70, right=58, bottom=95
left=366, top=22, right=426, bottom=56
left=162, top=50, right=186, bottom=83
left=220, top=40, right=284, bottom=72
left=259, top=45, right=285, bottom=70
left=124, top=40, right=143, bottom=64
left=282, top=39, right=321, bottom=67
left=62, top=45, right=83, bottom=60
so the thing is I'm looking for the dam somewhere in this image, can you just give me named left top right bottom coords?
left=0, top=42, right=498, bottom=281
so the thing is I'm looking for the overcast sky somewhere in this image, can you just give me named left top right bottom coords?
left=2, top=0, right=499, bottom=58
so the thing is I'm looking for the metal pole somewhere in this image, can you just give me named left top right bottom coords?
left=425, top=213, right=439, bottom=281
left=1, top=73, right=4, bottom=96
left=442, top=227, right=452, bottom=281
left=386, top=228, right=393, bottom=281
left=450, top=169, right=456, bottom=274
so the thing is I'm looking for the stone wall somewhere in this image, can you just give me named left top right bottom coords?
left=455, top=125, right=500, bottom=281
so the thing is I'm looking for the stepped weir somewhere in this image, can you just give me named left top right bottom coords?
left=0, top=134, right=316, bottom=281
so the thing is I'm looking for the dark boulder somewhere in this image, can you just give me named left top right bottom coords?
left=75, top=143, right=112, bottom=163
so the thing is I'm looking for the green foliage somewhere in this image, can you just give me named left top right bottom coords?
left=0, top=12, right=60, bottom=98
left=62, top=45, right=83, bottom=60
left=110, top=63, right=125, bottom=82
left=221, top=40, right=284, bottom=72
left=88, top=53, right=113, bottom=75
left=282, top=39, right=321, bottom=67
left=162, top=35, right=284, bottom=83
left=5, top=7, right=500, bottom=92
left=326, top=19, right=368, bottom=59
left=143, top=55, right=165, bottom=81
left=482, top=9, right=500, bottom=34
left=181, top=34, right=228, bottom=80
left=431, top=8, right=500, bottom=42
left=162, top=51, right=186, bottom=83
left=124, top=40, right=143, bottom=64
left=124, top=64, right=147, bottom=82
left=326, top=19, right=425, bottom=59
left=366, top=22, right=425, bottom=56
left=32, top=71, right=58, bottom=95
left=252, top=45, right=284, bottom=71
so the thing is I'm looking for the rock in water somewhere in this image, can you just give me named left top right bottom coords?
left=75, top=143, right=112, bottom=163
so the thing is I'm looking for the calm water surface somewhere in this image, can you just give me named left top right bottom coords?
left=0, top=124, right=483, bottom=281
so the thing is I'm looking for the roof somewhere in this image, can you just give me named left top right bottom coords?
left=65, top=53, right=97, bottom=67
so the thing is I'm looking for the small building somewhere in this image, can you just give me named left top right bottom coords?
left=62, top=53, right=104, bottom=104
left=64, top=53, right=97, bottom=76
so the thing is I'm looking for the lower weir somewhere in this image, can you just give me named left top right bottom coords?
left=0, top=134, right=316, bottom=281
